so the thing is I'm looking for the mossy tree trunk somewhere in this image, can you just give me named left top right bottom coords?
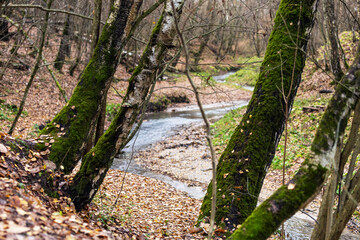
left=199, top=0, right=317, bottom=231
left=69, top=0, right=185, bottom=211
left=39, top=0, right=136, bottom=173
left=84, top=0, right=143, bottom=155
left=228, top=44, right=360, bottom=240
left=311, top=94, right=360, bottom=239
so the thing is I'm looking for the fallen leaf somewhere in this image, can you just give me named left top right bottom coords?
left=0, top=144, right=8, bottom=154
left=44, top=160, right=56, bottom=170
left=288, top=183, right=296, bottom=190
left=7, top=221, right=30, bottom=234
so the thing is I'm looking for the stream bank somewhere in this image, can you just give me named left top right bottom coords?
left=130, top=122, right=359, bottom=240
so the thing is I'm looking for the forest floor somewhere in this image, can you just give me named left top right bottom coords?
left=1, top=31, right=360, bottom=238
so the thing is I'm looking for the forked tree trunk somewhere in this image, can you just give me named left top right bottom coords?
left=69, top=0, right=185, bottom=211
left=39, top=0, right=136, bottom=173
left=228, top=44, right=360, bottom=240
left=84, top=0, right=143, bottom=154
left=199, top=0, right=318, bottom=231
left=311, top=102, right=360, bottom=239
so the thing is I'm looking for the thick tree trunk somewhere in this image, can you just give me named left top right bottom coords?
left=39, top=0, right=136, bottom=173
left=199, top=0, right=317, bottom=231
left=228, top=44, right=360, bottom=240
left=69, top=0, right=185, bottom=211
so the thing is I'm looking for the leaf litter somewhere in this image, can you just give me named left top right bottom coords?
left=0, top=132, right=207, bottom=239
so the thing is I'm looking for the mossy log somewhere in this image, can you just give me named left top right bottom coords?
left=69, top=0, right=185, bottom=211
left=39, top=0, right=135, bottom=173
left=199, top=0, right=317, bottom=231
left=228, top=45, right=360, bottom=240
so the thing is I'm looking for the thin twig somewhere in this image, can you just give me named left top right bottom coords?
left=171, top=1, right=217, bottom=238
left=5, top=4, right=104, bottom=23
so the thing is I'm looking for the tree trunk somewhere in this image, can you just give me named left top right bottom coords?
left=311, top=103, right=360, bottom=240
left=325, top=0, right=343, bottom=82
left=39, top=0, right=136, bottom=173
left=198, top=0, right=318, bottom=231
left=328, top=170, right=360, bottom=240
left=90, top=0, right=102, bottom=53
left=54, top=5, right=73, bottom=72
left=69, top=29, right=84, bottom=76
left=192, top=0, right=216, bottom=70
left=0, top=17, right=9, bottom=41
left=69, top=0, right=185, bottom=211
left=228, top=43, right=360, bottom=240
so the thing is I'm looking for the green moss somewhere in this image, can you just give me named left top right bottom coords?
left=69, top=9, right=171, bottom=211
left=228, top=163, right=326, bottom=239
left=39, top=1, right=134, bottom=173
left=6, top=138, right=30, bottom=155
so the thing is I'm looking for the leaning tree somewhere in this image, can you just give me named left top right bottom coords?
left=199, top=0, right=319, bottom=231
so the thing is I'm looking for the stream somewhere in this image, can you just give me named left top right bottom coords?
left=111, top=72, right=359, bottom=239
left=111, top=100, right=249, bottom=199
left=112, top=71, right=250, bottom=198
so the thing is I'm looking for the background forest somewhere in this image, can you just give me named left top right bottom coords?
left=0, top=0, right=360, bottom=239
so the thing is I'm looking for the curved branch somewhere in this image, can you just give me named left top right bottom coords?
left=5, top=4, right=104, bottom=23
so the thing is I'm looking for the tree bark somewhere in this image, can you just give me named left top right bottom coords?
left=69, top=0, right=185, bottom=211
left=69, top=19, right=85, bottom=76
left=90, top=0, right=102, bottom=53
left=0, top=17, right=9, bottom=41
left=54, top=2, right=74, bottom=72
left=328, top=169, right=360, bottom=240
left=39, top=0, right=136, bottom=173
left=192, top=0, right=216, bottom=70
left=311, top=102, right=360, bottom=240
left=325, top=0, right=343, bottom=82
left=228, top=43, right=360, bottom=240
left=199, top=0, right=318, bottom=231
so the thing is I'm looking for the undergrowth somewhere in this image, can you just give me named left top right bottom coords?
left=224, top=56, right=263, bottom=86
left=211, top=97, right=329, bottom=169
left=0, top=99, right=28, bottom=131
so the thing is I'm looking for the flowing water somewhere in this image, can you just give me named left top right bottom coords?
left=112, top=100, right=249, bottom=199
